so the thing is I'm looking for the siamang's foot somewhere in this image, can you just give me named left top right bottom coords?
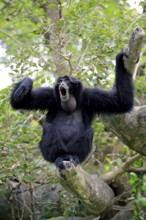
left=13, top=77, right=32, bottom=102
left=55, top=157, right=66, bottom=170
left=68, top=155, right=79, bottom=167
left=55, top=155, right=79, bottom=170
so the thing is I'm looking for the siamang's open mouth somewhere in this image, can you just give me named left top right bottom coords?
left=60, top=86, right=66, bottom=96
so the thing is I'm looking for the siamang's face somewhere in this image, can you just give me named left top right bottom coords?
left=56, top=76, right=82, bottom=112
left=57, top=76, right=80, bottom=102
left=57, top=76, right=70, bottom=102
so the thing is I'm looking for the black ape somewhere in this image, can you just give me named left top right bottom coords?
left=10, top=52, right=134, bottom=169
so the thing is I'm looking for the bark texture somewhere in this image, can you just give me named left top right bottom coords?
left=58, top=162, right=114, bottom=216
left=123, top=27, right=145, bottom=74
left=101, top=106, right=146, bottom=155
left=44, top=0, right=67, bottom=76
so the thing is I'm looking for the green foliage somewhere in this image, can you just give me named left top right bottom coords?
left=129, top=157, right=146, bottom=220
left=0, top=86, right=56, bottom=187
left=0, top=0, right=146, bottom=219
left=0, top=0, right=145, bottom=82
left=135, top=76, right=146, bottom=105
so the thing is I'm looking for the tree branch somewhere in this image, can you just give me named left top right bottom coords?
left=0, top=29, right=23, bottom=46
left=123, top=27, right=145, bottom=74
left=57, top=162, right=114, bottom=216
left=101, top=154, right=142, bottom=183
left=128, top=167, right=146, bottom=174
left=101, top=105, right=146, bottom=156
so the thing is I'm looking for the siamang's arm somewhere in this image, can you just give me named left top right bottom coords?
left=82, top=52, right=134, bottom=114
left=10, top=77, right=55, bottom=110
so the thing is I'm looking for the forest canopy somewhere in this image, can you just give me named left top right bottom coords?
left=0, top=1, right=146, bottom=220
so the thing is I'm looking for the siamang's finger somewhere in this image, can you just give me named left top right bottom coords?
left=13, top=78, right=32, bottom=102
left=13, top=86, right=26, bottom=102
left=21, top=77, right=32, bottom=87
left=21, top=78, right=32, bottom=94
left=69, top=155, right=79, bottom=166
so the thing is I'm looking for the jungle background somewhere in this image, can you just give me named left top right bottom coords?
left=0, top=0, right=146, bottom=220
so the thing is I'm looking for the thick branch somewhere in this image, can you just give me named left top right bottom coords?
left=57, top=162, right=114, bottom=216
left=123, top=27, right=145, bottom=74
left=101, top=105, right=146, bottom=155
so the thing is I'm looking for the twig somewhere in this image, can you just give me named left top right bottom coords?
left=128, top=167, right=146, bottom=174
left=0, top=29, right=23, bottom=46
left=121, top=13, right=146, bottom=38
left=101, top=154, right=142, bottom=183
left=76, top=40, right=91, bottom=70
left=48, top=44, right=74, bottom=75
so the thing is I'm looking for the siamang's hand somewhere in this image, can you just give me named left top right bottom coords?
left=13, top=77, right=33, bottom=102
left=115, top=51, right=129, bottom=73
left=116, top=51, right=128, bottom=63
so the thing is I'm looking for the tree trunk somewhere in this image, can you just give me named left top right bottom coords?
left=44, top=0, right=68, bottom=76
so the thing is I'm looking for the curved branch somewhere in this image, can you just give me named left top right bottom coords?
left=101, top=154, right=142, bottom=183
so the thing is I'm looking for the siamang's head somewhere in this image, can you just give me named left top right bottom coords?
left=55, top=76, right=83, bottom=112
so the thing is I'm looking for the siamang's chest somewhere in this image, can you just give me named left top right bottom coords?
left=51, top=110, right=85, bottom=142
left=53, top=110, right=84, bottom=128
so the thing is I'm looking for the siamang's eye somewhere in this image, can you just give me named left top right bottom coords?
left=64, top=77, right=69, bottom=82
left=58, top=78, right=63, bottom=84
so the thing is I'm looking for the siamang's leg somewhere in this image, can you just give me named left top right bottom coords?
left=55, top=128, right=93, bottom=169
left=66, top=128, right=93, bottom=163
left=55, top=154, right=79, bottom=169
left=39, top=123, right=65, bottom=163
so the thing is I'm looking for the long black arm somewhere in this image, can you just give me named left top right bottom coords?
left=10, top=77, right=55, bottom=110
left=82, top=52, right=134, bottom=114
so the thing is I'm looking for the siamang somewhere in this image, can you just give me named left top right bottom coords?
left=10, top=52, right=134, bottom=169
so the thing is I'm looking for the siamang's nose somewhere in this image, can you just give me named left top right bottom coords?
left=61, top=82, right=65, bottom=86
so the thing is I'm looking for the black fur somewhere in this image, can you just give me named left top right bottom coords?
left=10, top=52, right=134, bottom=169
